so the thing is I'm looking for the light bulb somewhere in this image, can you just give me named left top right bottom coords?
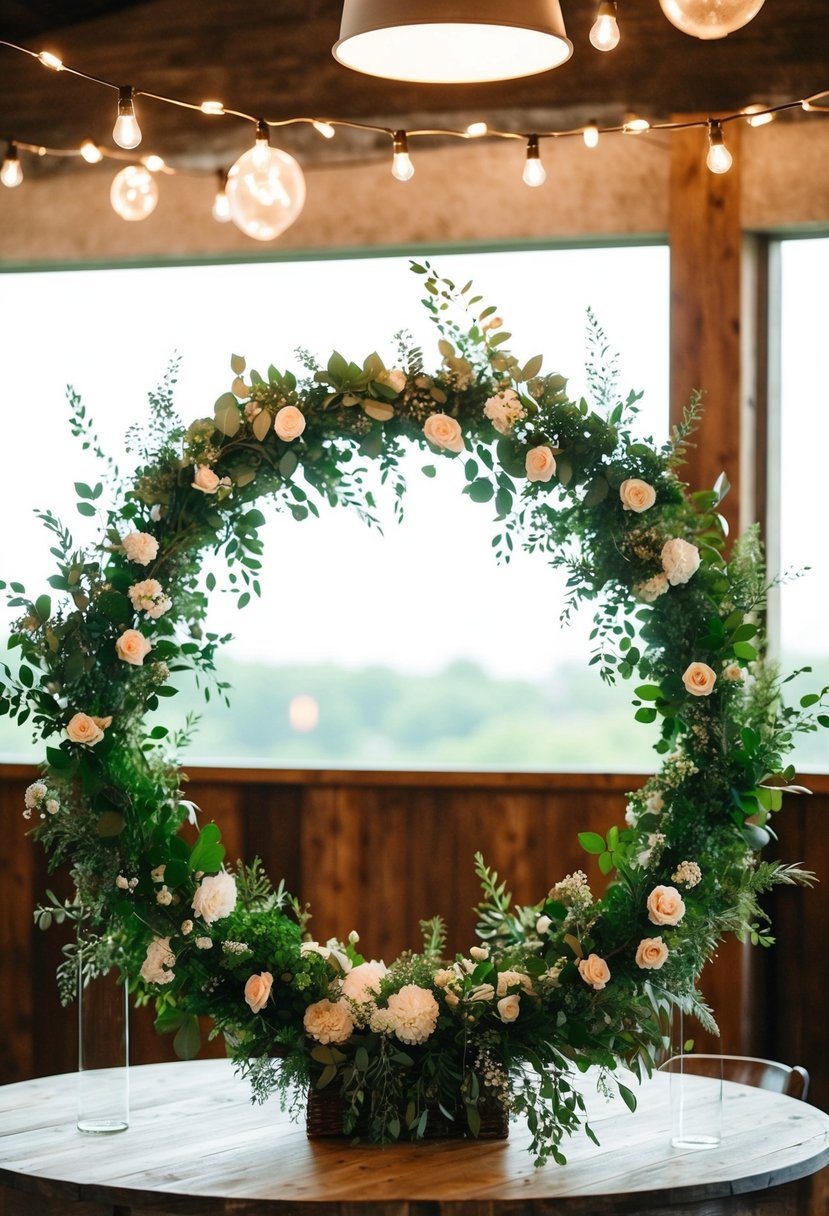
left=583, top=121, right=600, bottom=149
left=142, top=154, right=166, bottom=172
left=743, top=104, right=774, bottom=127
left=624, top=115, right=651, bottom=133
left=391, top=131, right=415, bottom=182
left=589, top=2, right=620, bottom=51
left=38, top=50, right=63, bottom=70
left=225, top=128, right=306, bottom=241
left=522, top=135, right=546, bottom=187
left=113, top=87, right=142, bottom=150
left=1, top=144, right=23, bottom=188
left=80, top=139, right=103, bottom=164
left=110, top=164, right=158, bottom=220
left=706, top=122, right=733, bottom=173
left=466, top=121, right=488, bottom=138
left=312, top=120, right=336, bottom=139
left=212, top=170, right=231, bottom=222
left=658, top=0, right=766, bottom=39
left=200, top=100, right=225, bottom=115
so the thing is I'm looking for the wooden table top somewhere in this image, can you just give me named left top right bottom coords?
left=1, top=1058, right=828, bottom=1215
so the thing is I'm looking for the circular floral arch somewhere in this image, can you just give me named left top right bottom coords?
left=4, top=262, right=824, bottom=1164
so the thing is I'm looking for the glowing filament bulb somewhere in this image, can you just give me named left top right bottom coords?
left=583, top=120, right=600, bottom=149
left=38, top=50, right=63, bottom=70
left=200, top=100, right=225, bottom=115
left=80, top=139, right=103, bottom=163
left=1, top=143, right=23, bottom=188
left=706, top=121, right=733, bottom=174
left=522, top=135, right=546, bottom=187
left=113, top=87, right=142, bottom=150
left=743, top=104, right=774, bottom=127
left=312, top=120, right=336, bottom=139
left=589, top=1, right=621, bottom=50
left=466, top=121, right=488, bottom=137
left=624, top=115, right=650, bottom=133
left=212, top=170, right=231, bottom=222
left=391, top=131, right=415, bottom=182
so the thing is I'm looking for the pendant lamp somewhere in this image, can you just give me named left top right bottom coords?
left=333, top=0, right=572, bottom=84
left=658, top=0, right=766, bottom=39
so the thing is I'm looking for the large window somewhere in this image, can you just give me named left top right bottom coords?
left=773, top=235, right=829, bottom=772
left=0, top=244, right=670, bottom=769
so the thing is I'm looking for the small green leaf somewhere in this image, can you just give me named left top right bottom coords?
left=467, top=478, right=494, bottom=504
left=76, top=501, right=96, bottom=517
left=578, top=831, right=605, bottom=855
left=617, top=1083, right=638, bottom=1112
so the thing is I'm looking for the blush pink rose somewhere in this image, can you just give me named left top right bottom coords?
left=274, top=405, right=307, bottom=441
left=423, top=413, right=464, bottom=454
left=122, top=530, right=159, bottom=566
left=192, top=465, right=231, bottom=494
left=496, top=993, right=521, bottom=1022
left=115, top=628, right=152, bottom=667
left=661, top=537, right=700, bottom=586
left=647, top=885, right=686, bottom=926
left=525, top=445, right=557, bottom=483
left=619, top=478, right=657, bottom=512
left=635, top=937, right=669, bottom=969
left=682, top=661, right=717, bottom=697
left=244, top=971, right=273, bottom=1013
left=66, top=712, right=107, bottom=746
left=577, top=954, right=611, bottom=990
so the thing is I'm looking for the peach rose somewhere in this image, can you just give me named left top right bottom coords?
left=122, top=530, right=159, bottom=566
left=274, top=405, right=307, bottom=441
left=423, top=413, right=464, bottom=454
left=682, top=661, right=717, bottom=697
left=115, top=628, right=152, bottom=667
left=66, top=711, right=106, bottom=746
left=619, top=478, right=657, bottom=512
left=577, top=953, right=611, bottom=990
left=244, top=971, right=273, bottom=1013
left=303, top=998, right=354, bottom=1044
left=723, top=663, right=743, bottom=681
left=192, top=465, right=231, bottom=494
left=635, top=936, right=669, bottom=970
left=525, top=445, right=557, bottom=483
left=496, top=993, right=521, bottom=1022
left=647, top=885, right=686, bottom=926
left=661, top=537, right=700, bottom=586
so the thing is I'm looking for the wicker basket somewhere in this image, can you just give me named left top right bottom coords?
left=306, top=1084, right=509, bottom=1141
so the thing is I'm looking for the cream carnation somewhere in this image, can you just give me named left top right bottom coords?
left=115, top=628, right=152, bottom=667
left=634, top=573, right=670, bottom=603
left=577, top=953, right=611, bottom=990
left=25, top=782, right=47, bottom=809
left=128, top=579, right=172, bottom=619
left=423, top=413, right=464, bottom=454
left=341, top=960, right=387, bottom=1002
left=303, top=998, right=354, bottom=1044
left=682, top=661, right=717, bottom=697
left=191, top=870, right=237, bottom=925
left=139, top=936, right=175, bottom=985
left=122, top=530, right=159, bottom=566
left=65, top=712, right=106, bottom=746
left=619, top=478, right=657, bottom=512
left=244, top=971, right=273, bottom=1013
left=192, top=465, right=231, bottom=494
left=274, top=405, right=307, bottom=441
left=635, top=937, right=669, bottom=970
left=647, top=885, right=686, bottom=926
left=497, top=994, right=521, bottom=1022
left=661, top=537, right=701, bottom=586
left=386, top=984, right=440, bottom=1045
left=525, top=445, right=556, bottom=483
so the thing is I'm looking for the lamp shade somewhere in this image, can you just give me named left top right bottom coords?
left=333, top=0, right=572, bottom=83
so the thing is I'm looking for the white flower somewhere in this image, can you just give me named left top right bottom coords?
left=180, top=919, right=193, bottom=935
left=128, top=579, right=172, bottom=619
left=25, top=782, right=47, bottom=809
left=469, top=945, right=489, bottom=961
left=661, top=537, right=701, bottom=586
left=536, top=915, right=552, bottom=935
left=634, top=573, right=669, bottom=603
left=156, top=885, right=173, bottom=906
left=300, top=941, right=331, bottom=960
left=115, top=875, right=129, bottom=890
left=386, top=984, right=440, bottom=1045
left=45, top=799, right=60, bottom=815
left=151, top=864, right=166, bottom=883
left=191, top=870, right=237, bottom=925
left=139, top=936, right=175, bottom=985
left=195, top=937, right=213, bottom=950
left=341, top=960, right=387, bottom=1002
left=433, top=968, right=457, bottom=989
left=122, top=530, right=159, bottom=566
left=467, top=983, right=495, bottom=1003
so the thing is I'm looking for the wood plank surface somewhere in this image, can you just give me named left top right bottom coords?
left=0, top=1060, right=827, bottom=1216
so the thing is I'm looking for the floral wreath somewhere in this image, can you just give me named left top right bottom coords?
left=4, top=262, right=826, bottom=1166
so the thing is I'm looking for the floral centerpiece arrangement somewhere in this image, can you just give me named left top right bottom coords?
left=3, top=263, right=826, bottom=1165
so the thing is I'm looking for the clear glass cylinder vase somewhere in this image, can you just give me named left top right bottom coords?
left=660, top=1012, right=722, bottom=1149
left=77, top=962, right=130, bottom=1134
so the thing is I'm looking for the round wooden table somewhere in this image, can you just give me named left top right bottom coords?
left=1, top=1058, right=827, bottom=1215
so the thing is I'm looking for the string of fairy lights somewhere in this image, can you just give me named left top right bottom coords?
left=1, top=35, right=826, bottom=241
